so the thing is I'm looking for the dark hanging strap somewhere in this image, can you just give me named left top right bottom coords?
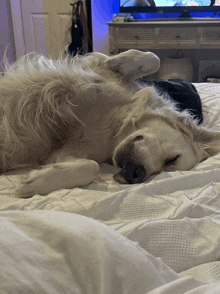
left=68, top=1, right=84, bottom=57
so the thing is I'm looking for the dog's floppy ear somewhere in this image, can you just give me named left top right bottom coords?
left=104, top=50, right=160, bottom=80
left=193, top=126, right=220, bottom=157
left=176, top=116, right=220, bottom=160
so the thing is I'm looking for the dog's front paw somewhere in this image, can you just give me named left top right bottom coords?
left=15, top=160, right=100, bottom=198
left=15, top=177, right=43, bottom=199
left=15, top=169, right=54, bottom=198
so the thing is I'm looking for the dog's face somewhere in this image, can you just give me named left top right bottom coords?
left=113, top=118, right=202, bottom=184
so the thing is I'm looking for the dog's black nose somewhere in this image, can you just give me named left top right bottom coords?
left=114, top=162, right=146, bottom=184
left=124, top=163, right=146, bottom=184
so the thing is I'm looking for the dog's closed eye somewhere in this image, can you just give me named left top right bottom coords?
left=163, top=155, right=180, bottom=167
left=133, top=135, right=144, bottom=142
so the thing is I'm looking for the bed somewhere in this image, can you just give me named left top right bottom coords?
left=1, top=82, right=220, bottom=293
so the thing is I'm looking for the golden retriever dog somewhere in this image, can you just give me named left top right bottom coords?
left=0, top=49, right=220, bottom=198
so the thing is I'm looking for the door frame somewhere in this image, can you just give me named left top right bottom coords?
left=10, top=0, right=26, bottom=58
left=85, top=0, right=93, bottom=52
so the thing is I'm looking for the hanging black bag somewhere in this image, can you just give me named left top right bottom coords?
left=68, top=1, right=84, bottom=57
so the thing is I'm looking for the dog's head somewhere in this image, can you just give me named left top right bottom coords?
left=112, top=108, right=220, bottom=184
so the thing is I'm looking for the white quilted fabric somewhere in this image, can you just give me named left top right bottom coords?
left=2, top=83, right=220, bottom=293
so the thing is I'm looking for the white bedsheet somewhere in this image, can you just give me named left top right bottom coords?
left=1, top=83, right=220, bottom=293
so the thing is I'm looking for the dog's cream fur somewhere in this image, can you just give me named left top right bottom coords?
left=1, top=49, right=220, bottom=197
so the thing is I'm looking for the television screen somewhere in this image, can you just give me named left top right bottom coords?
left=120, top=0, right=219, bottom=7
left=120, top=0, right=220, bottom=17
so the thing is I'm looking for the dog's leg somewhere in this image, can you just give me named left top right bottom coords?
left=15, top=158, right=99, bottom=198
left=105, top=49, right=160, bottom=80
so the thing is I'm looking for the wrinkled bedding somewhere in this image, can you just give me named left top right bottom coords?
left=2, top=83, right=220, bottom=293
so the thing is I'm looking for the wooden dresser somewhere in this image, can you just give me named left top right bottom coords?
left=107, top=20, right=220, bottom=54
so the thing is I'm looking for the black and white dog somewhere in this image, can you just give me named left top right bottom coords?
left=138, top=78, right=203, bottom=124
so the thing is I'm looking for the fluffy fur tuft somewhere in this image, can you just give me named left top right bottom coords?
left=0, top=52, right=138, bottom=172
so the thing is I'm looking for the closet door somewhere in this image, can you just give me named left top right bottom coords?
left=10, top=0, right=86, bottom=59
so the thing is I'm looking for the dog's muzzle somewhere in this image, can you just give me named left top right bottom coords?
left=113, top=161, right=146, bottom=184
left=113, top=135, right=146, bottom=184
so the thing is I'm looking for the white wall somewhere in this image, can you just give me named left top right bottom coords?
left=92, top=0, right=118, bottom=55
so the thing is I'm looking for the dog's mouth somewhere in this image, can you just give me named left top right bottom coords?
left=113, top=161, right=146, bottom=184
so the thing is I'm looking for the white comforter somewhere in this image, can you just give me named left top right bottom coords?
left=1, top=83, right=220, bottom=293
